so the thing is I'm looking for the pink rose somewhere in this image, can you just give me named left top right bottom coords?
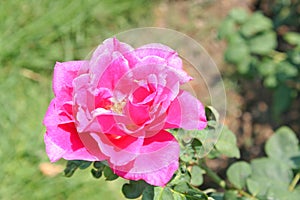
left=43, top=38, right=207, bottom=186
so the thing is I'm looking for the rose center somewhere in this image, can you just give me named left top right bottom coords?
left=110, top=100, right=126, bottom=114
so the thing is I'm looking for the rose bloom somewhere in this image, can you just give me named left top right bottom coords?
left=43, top=38, right=207, bottom=186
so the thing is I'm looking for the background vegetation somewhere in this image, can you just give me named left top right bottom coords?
left=0, top=0, right=153, bottom=199
left=0, top=0, right=299, bottom=199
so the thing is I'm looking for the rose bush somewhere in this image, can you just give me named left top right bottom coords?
left=43, top=38, right=207, bottom=186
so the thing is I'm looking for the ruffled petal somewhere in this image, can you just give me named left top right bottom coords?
left=89, top=132, right=144, bottom=166
left=53, top=61, right=87, bottom=96
left=112, top=130, right=179, bottom=186
left=43, top=99, right=97, bottom=162
left=135, top=43, right=183, bottom=70
left=88, top=38, right=134, bottom=90
left=165, top=90, right=207, bottom=130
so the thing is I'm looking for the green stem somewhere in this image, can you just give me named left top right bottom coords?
left=238, top=189, right=258, bottom=200
left=200, top=163, right=226, bottom=189
left=289, top=172, right=300, bottom=191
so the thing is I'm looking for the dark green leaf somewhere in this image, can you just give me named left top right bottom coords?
left=190, top=166, right=204, bottom=186
left=227, top=161, right=251, bottom=189
left=184, top=191, right=208, bottom=200
left=122, top=180, right=149, bottom=199
left=103, top=166, right=118, bottom=181
left=291, top=156, right=300, bottom=169
left=215, top=126, right=240, bottom=158
left=64, top=160, right=86, bottom=177
left=93, top=161, right=106, bottom=170
left=91, top=168, right=102, bottom=179
left=265, top=126, right=299, bottom=168
left=142, top=186, right=155, bottom=200
left=78, top=161, right=92, bottom=169
left=64, top=164, right=78, bottom=177
left=248, top=31, right=277, bottom=54
left=272, top=85, right=293, bottom=117
left=240, top=12, right=273, bottom=37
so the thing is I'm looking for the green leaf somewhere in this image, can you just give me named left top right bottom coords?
left=224, top=190, right=238, bottom=200
left=215, top=126, right=240, bottom=158
left=236, top=58, right=251, bottom=74
left=172, top=193, right=186, bottom=200
left=267, top=186, right=299, bottom=200
left=78, top=161, right=92, bottom=169
left=277, top=61, right=298, bottom=78
left=173, top=182, right=191, bottom=194
left=250, top=158, right=293, bottom=193
left=154, top=187, right=174, bottom=200
left=205, top=106, right=220, bottom=122
left=240, top=12, right=273, bottom=37
left=224, top=38, right=250, bottom=65
left=103, top=166, right=118, bottom=181
left=263, top=75, right=278, bottom=88
left=246, top=178, right=260, bottom=196
left=91, top=168, right=102, bottom=179
left=227, top=161, right=251, bottom=189
left=248, top=31, right=277, bottom=54
left=257, top=58, right=277, bottom=76
left=178, top=188, right=208, bottom=200
left=142, top=186, right=155, bottom=200
left=169, top=165, right=191, bottom=186
left=291, top=156, right=300, bottom=169
left=64, top=160, right=91, bottom=177
left=190, top=166, right=204, bottom=186
left=209, top=193, right=224, bottom=200
left=93, top=161, right=106, bottom=170
left=288, top=48, right=300, bottom=64
left=229, top=8, right=249, bottom=24
left=64, top=161, right=79, bottom=177
left=218, top=18, right=236, bottom=40
left=284, top=32, right=300, bottom=46
left=196, top=123, right=222, bottom=158
left=122, top=180, right=149, bottom=199
left=265, top=126, right=299, bottom=168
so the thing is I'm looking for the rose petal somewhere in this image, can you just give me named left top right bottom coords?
left=53, top=61, right=87, bottom=96
left=165, top=90, right=207, bottom=130
left=43, top=102, right=97, bottom=162
left=135, top=43, right=183, bottom=70
left=112, top=130, right=179, bottom=186
left=89, top=132, right=144, bottom=166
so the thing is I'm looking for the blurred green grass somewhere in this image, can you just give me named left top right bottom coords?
left=0, top=0, right=154, bottom=199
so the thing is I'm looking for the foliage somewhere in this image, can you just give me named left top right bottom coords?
left=65, top=110, right=300, bottom=200
left=218, top=7, right=299, bottom=118
left=0, top=0, right=154, bottom=199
